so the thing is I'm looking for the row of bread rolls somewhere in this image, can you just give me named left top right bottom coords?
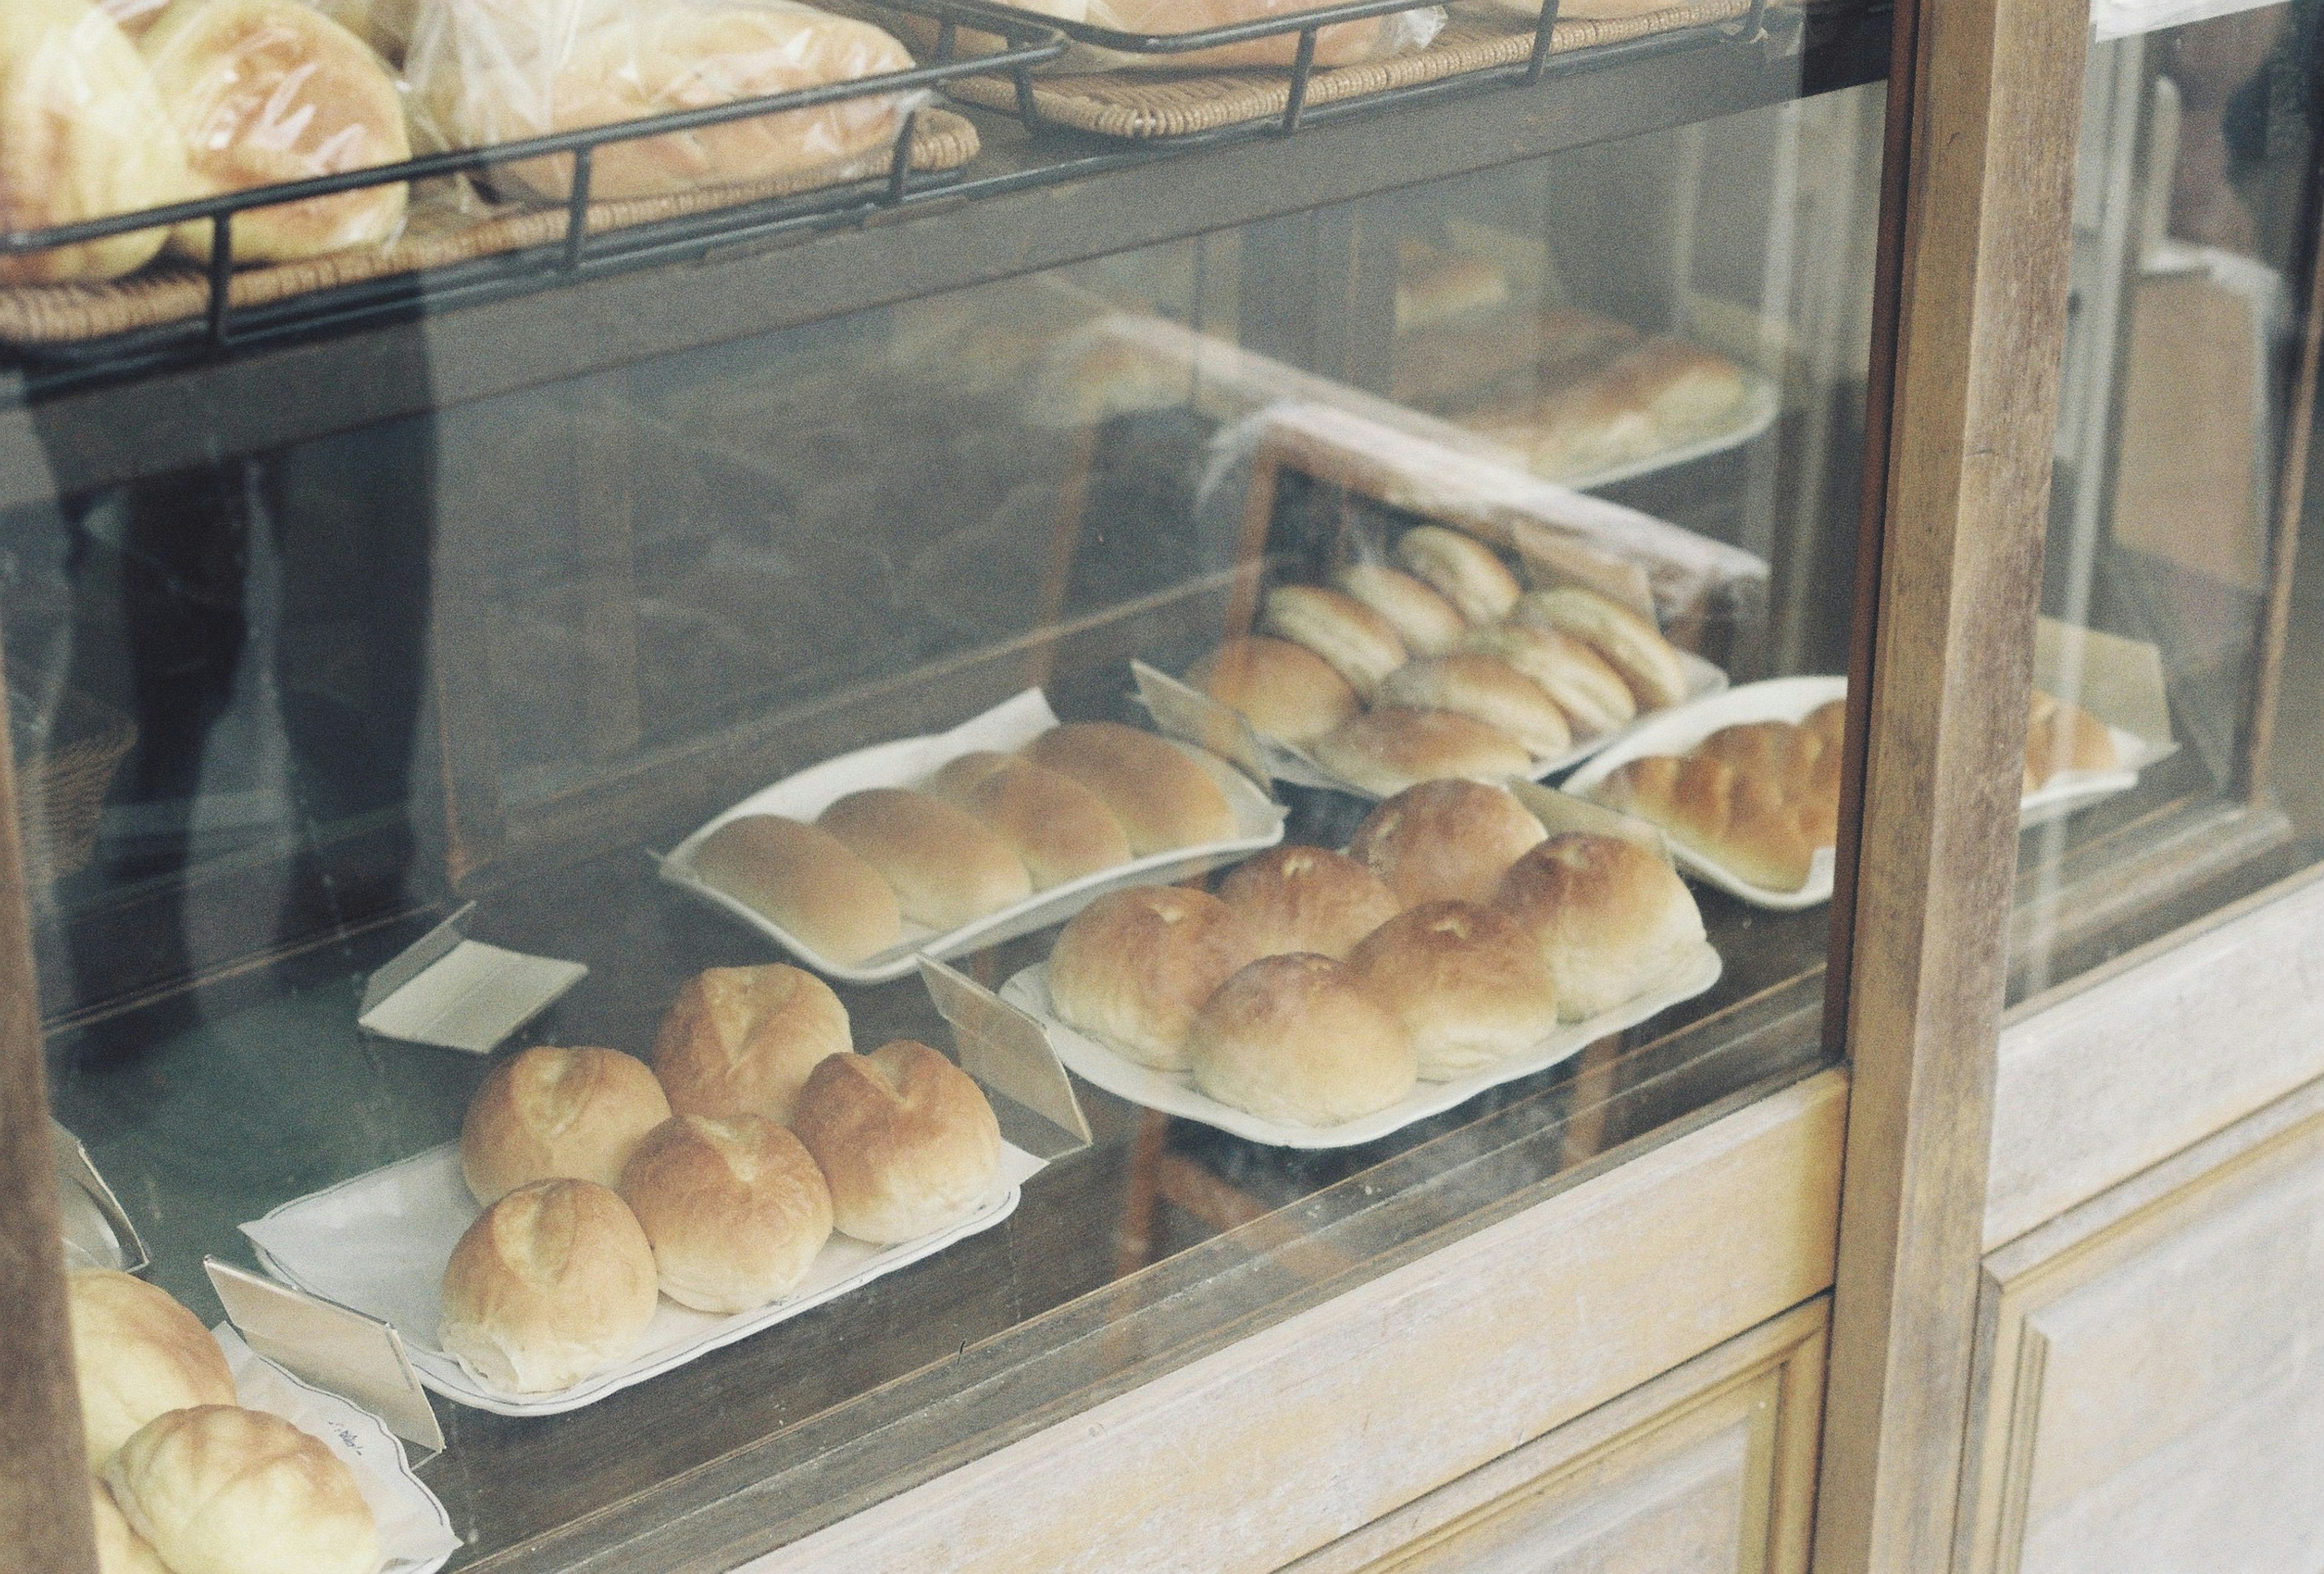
left=1045, top=777, right=1705, bottom=1124
left=67, top=1268, right=381, bottom=1574
left=692, top=722, right=1241, bottom=964
left=442, top=964, right=1002, bottom=1391
left=1457, top=334, right=1753, bottom=482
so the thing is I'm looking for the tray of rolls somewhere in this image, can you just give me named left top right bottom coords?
left=657, top=689, right=1286, bottom=984
left=1000, top=780, right=1721, bottom=1148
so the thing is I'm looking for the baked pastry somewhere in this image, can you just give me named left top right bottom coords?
left=1380, top=656, right=1573, bottom=757
left=1019, top=722, right=1240, bottom=855
left=2024, top=690, right=2118, bottom=791
left=691, top=814, right=904, bottom=965
left=1215, top=845, right=1399, bottom=961
left=790, top=1041, right=1003, bottom=1245
left=819, top=788, right=1032, bottom=929
left=1393, top=239, right=1510, bottom=333
left=652, top=963, right=852, bottom=1126
left=0, top=0, right=189, bottom=284
left=439, top=1178, right=660, bottom=1394
left=1187, top=636, right=1360, bottom=744
left=1477, top=382, right=1661, bottom=480
left=1510, top=587, right=1689, bottom=710
left=1188, top=954, right=1416, bottom=1125
left=1310, top=708, right=1534, bottom=797
left=90, top=1478, right=169, bottom=1574
left=461, top=1044, right=671, bottom=1205
left=1259, top=585, right=1408, bottom=703
left=1392, top=526, right=1521, bottom=624
left=1331, top=563, right=1468, bottom=656
left=620, top=1114, right=833, bottom=1312
left=1592, top=707, right=1845, bottom=891
left=142, top=0, right=410, bottom=263
left=924, top=751, right=1132, bottom=890
left=1046, top=885, right=1257, bottom=1072
left=1494, top=833, right=1705, bottom=1020
left=1347, top=779, right=1546, bottom=907
left=105, top=1406, right=379, bottom=1574
left=1089, top=0, right=1398, bottom=68
left=66, top=1269, right=238, bottom=1470
left=1347, top=901, right=1561, bottom=1078
left=1600, top=337, right=1748, bottom=437
left=1455, top=624, right=1636, bottom=737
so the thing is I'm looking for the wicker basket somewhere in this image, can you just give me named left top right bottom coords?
left=10, top=689, right=136, bottom=886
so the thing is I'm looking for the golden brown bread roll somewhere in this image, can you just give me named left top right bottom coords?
left=1259, top=585, right=1408, bottom=703
left=1511, top=587, right=1689, bottom=710
left=142, top=0, right=410, bottom=263
left=819, top=788, right=1032, bottom=929
left=1215, top=845, right=1399, bottom=961
left=924, top=751, right=1132, bottom=890
left=460, top=1044, right=672, bottom=1205
left=1494, top=833, right=1705, bottom=1020
left=1593, top=754, right=1822, bottom=892
left=90, top=1478, right=169, bottom=1574
left=1046, top=885, right=1258, bottom=1072
left=1187, top=636, right=1361, bottom=745
left=1188, top=954, right=1416, bottom=1125
left=790, top=1041, right=1002, bottom=1245
left=65, top=1270, right=239, bottom=1470
left=1310, top=708, right=1535, bottom=797
left=2024, top=690, right=2118, bottom=791
left=1019, top=722, right=1240, bottom=856
left=1347, top=779, right=1546, bottom=907
left=1391, top=525, right=1521, bottom=625
left=105, top=1405, right=380, bottom=1574
left=438, top=1179, right=659, bottom=1394
left=1347, top=901, right=1560, bottom=1078
left=1330, top=563, right=1468, bottom=656
left=1692, top=719, right=1843, bottom=846
left=652, top=963, right=852, bottom=1126
left=620, top=1114, right=833, bottom=1312
left=1454, top=624, right=1636, bottom=738
left=691, top=815, right=903, bottom=966
left=1380, top=655, right=1573, bottom=757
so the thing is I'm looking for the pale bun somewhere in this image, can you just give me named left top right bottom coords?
left=438, top=1179, right=659, bottom=1394
left=1188, top=954, right=1416, bottom=1126
left=1188, top=636, right=1359, bottom=744
left=1454, top=623, right=1636, bottom=737
left=1601, top=337, right=1748, bottom=435
left=1310, top=708, right=1534, bottom=797
left=1511, top=586, right=1688, bottom=710
left=1046, top=885, right=1257, bottom=1072
left=1494, top=833, right=1705, bottom=1020
left=620, top=1115, right=833, bottom=1313
left=461, top=1044, right=671, bottom=1205
left=104, top=1405, right=379, bottom=1574
left=1347, top=901, right=1561, bottom=1078
left=1259, top=585, right=1408, bottom=702
left=91, top=1478, right=169, bottom=1574
left=66, top=1269, right=238, bottom=1470
left=791, top=1041, right=1002, bottom=1245
left=1215, top=845, right=1399, bottom=961
left=1331, top=563, right=1468, bottom=656
left=1380, top=655, right=1572, bottom=757
left=652, top=964, right=852, bottom=1127
left=691, top=815, right=902, bottom=966
left=924, top=751, right=1132, bottom=889
left=1019, top=722, right=1239, bottom=855
left=1347, top=779, right=1546, bottom=906
left=1391, top=525, right=1521, bottom=624
left=819, top=788, right=1032, bottom=929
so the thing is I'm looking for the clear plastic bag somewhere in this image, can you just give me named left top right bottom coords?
left=306, top=0, right=422, bottom=64
left=1060, top=0, right=1444, bottom=71
left=405, top=0, right=927, bottom=206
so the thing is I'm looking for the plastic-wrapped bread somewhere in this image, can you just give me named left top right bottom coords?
left=1391, top=525, right=1520, bottom=625
left=1510, top=586, right=1689, bottom=710
left=1455, top=624, right=1636, bottom=737
left=1261, top=585, right=1407, bottom=703
left=1077, top=0, right=1442, bottom=70
left=1380, top=656, right=1571, bottom=757
left=1188, top=636, right=1360, bottom=745
left=1310, top=708, right=1532, bottom=797
left=308, top=0, right=419, bottom=62
left=1331, top=563, right=1467, bottom=656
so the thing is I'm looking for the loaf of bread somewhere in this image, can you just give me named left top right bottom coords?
left=1259, top=585, right=1408, bottom=703
left=1591, top=706, right=1845, bottom=892
left=791, top=1041, right=1003, bottom=1244
left=2024, top=690, right=2118, bottom=791
left=1188, top=954, right=1416, bottom=1125
left=1510, top=587, right=1689, bottom=710
left=1188, top=636, right=1361, bottom=744
left=1380, top=656, right=1572, bottom=758
left=652, top=963, right=852, bottom=1126
left=819, top=788, right=1032, bottom=929
left=90, top=1478, right=169, bottom=1574
left=1331, top=563, right=1468, bottom=656
left=105, top=1406, right=379, bottom=1574
left=1020, top=722, right=1240, bottom=855
left=691, top=814, right=904, bottom=965
left=1392, top=526, right=1520, bottom=625
left=1455, top=624, right=1636, bottom=738
left=1494, top=833, right=1705, bottom=1019
left=1310, top=708, right=1534, bottom=797
left=1215, top=845, right=1399, bottom=961
left=66, top=1269, right=238, bottom=1470
left=925, top=751, right=1132, bottom=890
left=620, top=1113, right=833, bottom=1312
left=1046, top=885, right=1257, bottom=1071
left=1347, top=901, right=1560, bottom=1078
left=439, top=1178, right=660, bottom=1394
left=461, top=1044, right=673, bottom=1205
left=1347, top=778, right=1546, bottom=907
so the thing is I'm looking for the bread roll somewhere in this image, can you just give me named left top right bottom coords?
left=1188, top=954, right=1416, bottom=1125
left=691, top=814, right=903, bottom=965
left=104, top=1406, right=379, bottom=1574
left=1046, top=885, right=1257, bottom=1072
left=1497, top=381, right=1662, bottom=480
left=1019, top=722, right=1240, bottom=855
left=1215, top=845, right=1398, bottom=961
left=1494, top=833, right=1705, bottom=1020
left=620, top=1114, right=833, bottom=1312
left=1259, top=585, right=1408, bottom=703
left=1091, top=0, right=1394, bottom=68
left=924, top=751, right=1132, bottom=889
left=1347, top=779, right=1546, bottom=907
left=91, top=1478, right=169, bottom=1574
left=0, top=0, right=189, bottom=284
left=1348, top=901, right=1560, bottom=1078
left=1394, top=239, right=1510, bottom=333
left=1594, top=753, right=1825, bottom=892
left=652, top=963, right=852, bottom=1126
left=1391, top=526, right=1521, bottom=625
left=819, top=788, right=1032, bottom=929
left=1380, top=656, right=1573, bottom=757
left=65, top=1270, right=238, bottom=1470
left=1331, top=563, right=1468, bottom=656
left=1601, top=338, right=1748, bottom=436
left=1310, top=708, right=1534, bottom=797
left=1511, top=587, right=1688, bottom=710
left=791, top=1041, right=1002, bottom=1245
left=461, top=1044, right=672, bottom=1205
left=1693, top=719, right=1843, bottom=845
left=2024, top=690, right=2118, bottom=791
left=143, top=0, right=410, bottom=264
left=1455, top=624, right=1636, bottom=737
left=1188, top=636, right=1360, bottom=744
left=438, top=1179, right=660, bottom=1394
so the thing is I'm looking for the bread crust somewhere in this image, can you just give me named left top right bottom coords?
left=1391, top=525, right=1521, bottom=624
left=652, top=963, right=852, bottom=1125
left=1348, top=901, right=1560, bottom=1079
left=1510, top=587, right=1689, bottom=710
left=1493, top=832, right=1704, bottom=1020
left=1215, top=845, right=1399, bottom=961
left=1331, top=563, right=1468, bottom=656
left=1347, top=778, right=1546, bottom=907
left=1188, top=636, right=1361, bottom=744
left=1019, top=722, right=1239, bottom=855
left=1259, top=585, right=1408, bottom=702
left=1380, top=654, right=1573, bottom=757
left=791, top=1041, right=1002, bottom=1245
left=461, top=1044, right=672, bottom=1205
left=1455, top=623, right=1636, bottom=737
left=1187, top=954, right=1416, bottom=1125
left=1310, top=708, right=1534, bottom=797
left=438, top=1179, right=660, bottom=1394
left=1048, top=885, right=1257, bottom=1071
left=104, top=1405, right=379, bottom=1574
left=692, top=814, right=902, bottom=965
left=66, top=1269, right=238, bottom=1470
left=620, top=1114, right=833, bottom=1312
left=819, top=787, right=1032, bottom=929
left=924, top=751, right=1132, bottom=889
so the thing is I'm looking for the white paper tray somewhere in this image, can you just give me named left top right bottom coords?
left=1550, top=373, right=1784, bottom=492
left=658, top=690, right=1287, bottom=984
left=1000, top=946, right=1721, bottom=1150
left=243, top=1141, right=1045, bottom=1417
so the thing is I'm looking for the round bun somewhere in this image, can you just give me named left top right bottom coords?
left=1019, top=722, right=1240, bottom=855
left=1331, top=563, right=1467, bottom=656
left=1047, top=886, right=1257, bottom=1071
left=1310, top=708, right=1534, bottom=797
left=1454, top=623, right=1636, bottom=737
left=1215, top=846, right=1399, bottom=961
left=1391, top=525, right=1521, bottom=624
left=439, top=1179, right=660, bottom=1394
left=1380, top=655, right=1572, bottom=757
left=689, top=815, right=902, bottom=966
left=66, top=1269, right=238, bottom=1470
left=1348, top=779, right=1547, bottom=907
left=1188, top=636, right=1359, bottom=744
left=924, top=751, right=1132, bottom=889
left=791, top=1041, right=1003, bottom=1245
left=1493, top=833, right=1705, bottom=1021
left=1347, top=902, right=1560, bottom=1078
left=1189, top=955, right=1416, bottom=1126
left=104, top=1405, right=379, bottom=1574
left=461, top=1045, right=671, bottom=1205
left=620, top=1115, right=833, bottom=1313
left=1259, top=585, right=1408, bottom=702
left=91, top=1478, right=170, bottom=1574
left=818, top=788, right=1032, bottom=929
left=652, top=964, right=852, bottom=1126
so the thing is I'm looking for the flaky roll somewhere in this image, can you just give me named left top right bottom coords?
left=439, top=1178, right=660, bottom=1394
left=1494, top=833, right=1704, bottom=1020
left=1348, top=901, right=1560, bottom=1078
left=1259, top=585, right=1408, bottom=703
left=1189, top=954, right=1416, bottom=1125
left=461, top=1044, right=671, bottom=1205
left=1047, top=885, right=1257, bottom=1072
left=65, top=1270, right=238, bottom=1470
left=1215, top=845, right=1398, bottom=961
left=105, top=1406, right=379, bottom=1574
left=924, top=751, right=1132, bottom=890
left=1391, top=525, right=1521, bottom=625
left=1188, top=636, right=1360, bottom=745
left=792, top=1041, right=1003, bottom=1245
left=1348, top=779, right=1546, bottom=907
left=620, top=1114, right=833, bottom=1312
left=1310, top=708, right=1533, bottom=798
left=691, top=815, right=902, bottom=966
left=819, top=788, right=1032, bottom=929
left=1380, top=655, right=1572, bottom=757
left=1331, top=563, right=1468, bottom=656
left=652, top=963, right=852, bottom=1126
left=1019, top=722, right=1239, bottom=856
